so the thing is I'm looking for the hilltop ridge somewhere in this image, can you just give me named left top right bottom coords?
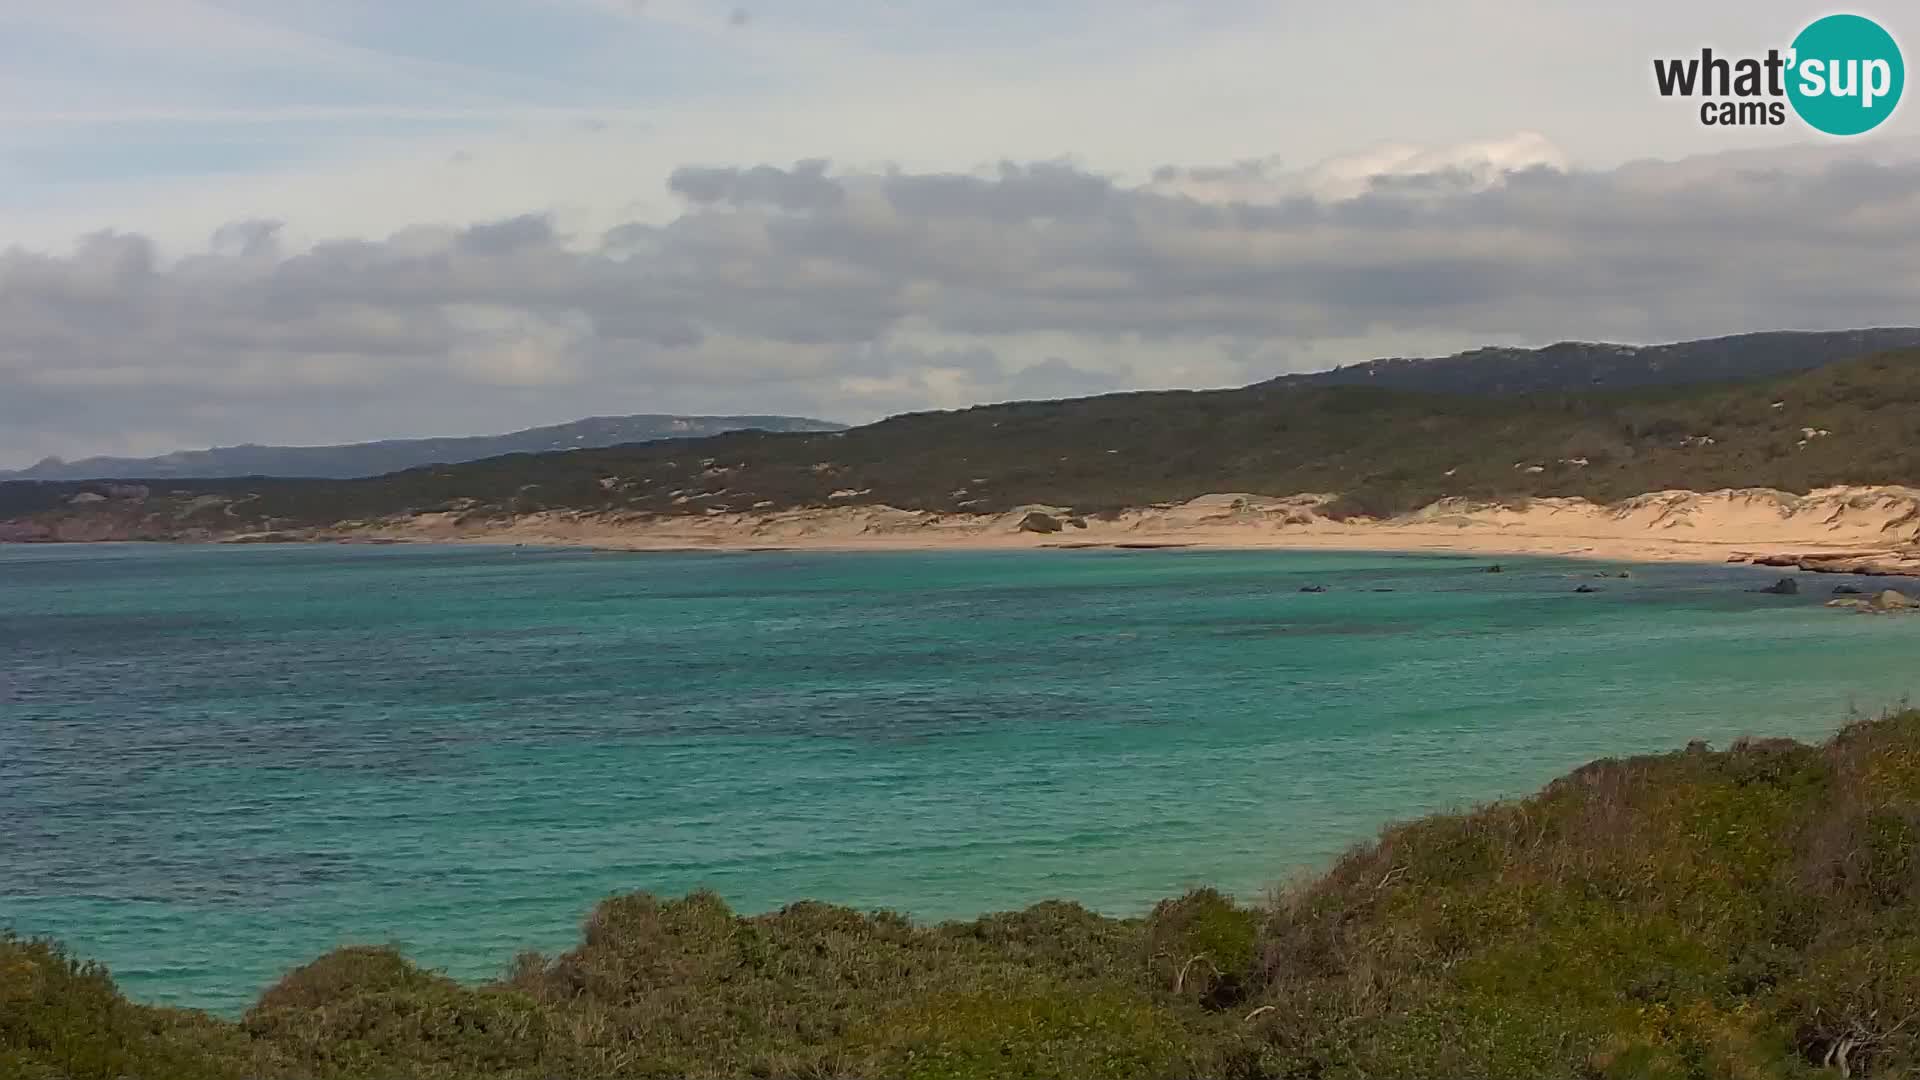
left=1268, top=327, right=1920, bottom=396
left=0, top=414, right=846, bottom=482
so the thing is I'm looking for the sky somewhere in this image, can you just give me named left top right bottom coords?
left=3, top=0, right=1919, bottom=467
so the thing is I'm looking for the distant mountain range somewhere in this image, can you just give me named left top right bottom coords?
left=2, top=415, right=848, bottom=481
left=1271, top=328, right=1920, bottom=395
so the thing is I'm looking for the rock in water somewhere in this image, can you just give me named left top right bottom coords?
left=1017, top=511, right=1063, bottom=534
left=1485, top=564, right=1504, bottom=574
left=1828, top=589, right=1916, bottom=614
left=1299, top=585, right=1328, bottom=593
left=1872, top=590, right=1915, bottom=611
left=1756, top=577, right=1799, bottom=596
left=1833, top=584, right=1865, bottom=595
left=1575, top=584, right=1602, bottom=593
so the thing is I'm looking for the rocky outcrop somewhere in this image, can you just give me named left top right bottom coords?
left=1746, top=551, right=1920, bottom=577
left=1755, top=578, right=1799, bottom=595
left=1827, top=589, right=1917, bottom=614
left=1017, top=511, right=1063, bottom=534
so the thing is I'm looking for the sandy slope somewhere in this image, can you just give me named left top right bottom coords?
left=353, top=486, right=1920, bottom=571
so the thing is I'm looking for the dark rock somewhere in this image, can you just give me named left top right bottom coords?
left=1833, top=584, right=1865, bottom=595
left=1067, top=517, right=1089, bottom=529
left=1299, top=585, right=1328, bottom=593
left=1755, top=577, right=1799, bottom=596
left=1017, top=511, right=1063, bottom=534
left=1574, top=584, right=1602, bottom=593
left=1485, top=564, right=1504, bottom=574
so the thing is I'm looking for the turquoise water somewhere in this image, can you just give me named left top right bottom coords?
left=4, top=542, right=1919, bottom=1014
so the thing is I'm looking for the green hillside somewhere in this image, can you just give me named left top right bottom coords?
left=5, top=349, right=1920, bottom=537
left=9, top=711, right=1920, bottom=1079
left=1270, top=328, right=1920, bottom=396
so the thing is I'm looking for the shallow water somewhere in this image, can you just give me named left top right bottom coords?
left=3, top=542, right=1917, bottom=1013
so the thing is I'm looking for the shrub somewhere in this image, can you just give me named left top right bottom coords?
left=11, top=711, right=1920, bottom=1079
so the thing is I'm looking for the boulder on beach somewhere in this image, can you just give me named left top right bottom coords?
left=1017, top=511, right=1063, bottom=534
left=1755, top=577, right=1799, bottom=596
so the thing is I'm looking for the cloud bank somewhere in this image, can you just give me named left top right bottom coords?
left=6, top=138, right=1920, bottom=467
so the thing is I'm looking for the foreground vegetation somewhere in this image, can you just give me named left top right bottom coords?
left=5, top=347, right=1920, bottom=537
left=9, top=711, right=1920, bottom=1078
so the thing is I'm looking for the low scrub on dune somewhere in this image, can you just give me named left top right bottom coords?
left=9, top=711, right=1920, bottom=1078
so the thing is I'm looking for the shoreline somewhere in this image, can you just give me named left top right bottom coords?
left=322, top=486, right=1920, bottom=575
left=10, top=484, right=1920, bottom=576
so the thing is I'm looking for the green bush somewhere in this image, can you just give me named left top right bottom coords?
left=0, top=936, right=245, bottom=1080
left=10, top=711, right=1920, bottom=1078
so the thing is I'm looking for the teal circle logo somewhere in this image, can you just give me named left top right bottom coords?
left=1787, top=14, right=1904, bottom=135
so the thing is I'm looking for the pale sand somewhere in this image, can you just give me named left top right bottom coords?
left=342, top=486, right=1920, bottom=571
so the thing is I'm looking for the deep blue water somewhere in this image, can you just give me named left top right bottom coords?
left=3, top=542, right=1917, bottom=1013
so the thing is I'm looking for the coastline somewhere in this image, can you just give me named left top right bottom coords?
left=9, top=484, right=1920, bottom=575
left=339, top=485, right=1920, bottom=573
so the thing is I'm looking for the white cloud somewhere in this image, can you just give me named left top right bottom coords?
left=6, top=1, right=1920, bottom=464
left=3, top=140, right=1920, bottom=467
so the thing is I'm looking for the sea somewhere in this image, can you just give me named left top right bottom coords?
left=4, top=541, right=1918, bottom=1014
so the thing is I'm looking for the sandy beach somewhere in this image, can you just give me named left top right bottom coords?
left=340, top=485, right=1920, bottom=572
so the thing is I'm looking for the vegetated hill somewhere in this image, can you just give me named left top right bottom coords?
left=0, top=414, right=846, bottom=481
left=8, top=710, right=1920, bottom=1079
left=1270, top=327, right=1920, bottom=396
left=5, top=348, right=1920, bottom=536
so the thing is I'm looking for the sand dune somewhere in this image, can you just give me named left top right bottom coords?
left=353, top=485, right=1920, bottom=572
